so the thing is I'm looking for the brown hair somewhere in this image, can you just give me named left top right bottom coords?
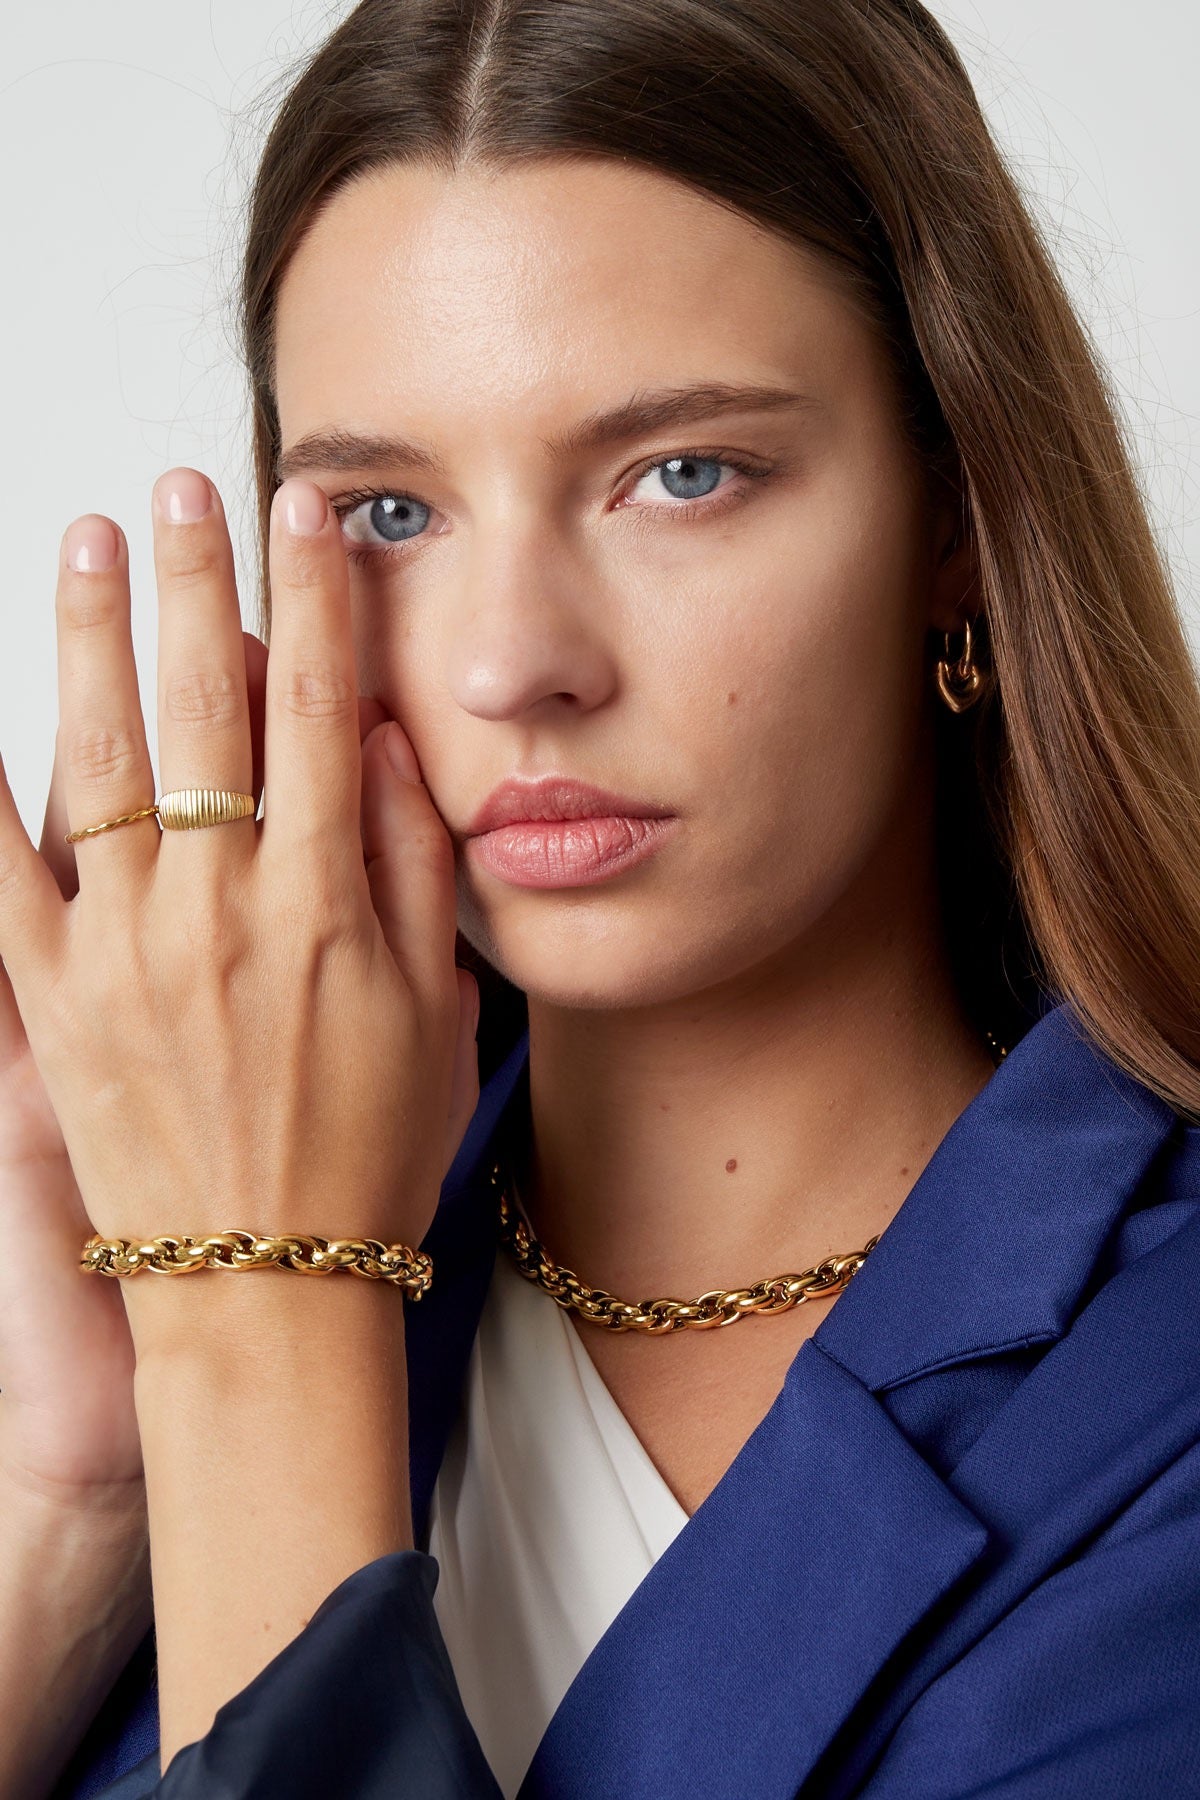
left=238, top=0, right=1200, bottom=1118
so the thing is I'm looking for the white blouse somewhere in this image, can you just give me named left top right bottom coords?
left=425, top=1235, right=690, bottom=1798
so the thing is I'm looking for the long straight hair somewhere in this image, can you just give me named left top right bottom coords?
left=237, top=0, right=1200, bottom=1119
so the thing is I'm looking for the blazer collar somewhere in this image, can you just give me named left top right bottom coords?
left=405, top=993, right=1188, bottom=1797
left=813, top=989, right=1182, bottom=1390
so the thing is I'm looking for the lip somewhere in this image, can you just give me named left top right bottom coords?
left=465, top=776, right=678, bottom=890
left=466, top=776, right=676, bottom=837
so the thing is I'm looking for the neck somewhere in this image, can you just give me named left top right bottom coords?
left=501, top=931, right=1001, bottom=1300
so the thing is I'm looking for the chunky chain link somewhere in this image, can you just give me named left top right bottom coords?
left=80, top=1231, right=433, bottom=1297
left=493, top=1025, right=1009, bottom=1333
left=495, top=1162, right=880, bottom=1332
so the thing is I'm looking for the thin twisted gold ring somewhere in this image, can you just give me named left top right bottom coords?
left=65, top=788, right=257, bottom=842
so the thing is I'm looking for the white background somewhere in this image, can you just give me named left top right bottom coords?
left=2, top=0, right=1196, bottom=838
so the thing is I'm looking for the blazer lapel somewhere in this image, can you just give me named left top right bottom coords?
left=812, top=991, right=1180, bottom=1391
left=505, top=994, right=1182, bottom=1798
left=520, top=1334, right=993, bottom=1798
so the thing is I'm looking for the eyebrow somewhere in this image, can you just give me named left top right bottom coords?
left=276, top=381, right=821, bottom=482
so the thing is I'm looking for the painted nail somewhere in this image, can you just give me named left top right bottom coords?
left=155, top=469, right=212, bottom=524
left=384, top=722, right=423, bottom=783
left=65, top=516, right=119, bottom=573
left=277, top=479, right=328, bottom=538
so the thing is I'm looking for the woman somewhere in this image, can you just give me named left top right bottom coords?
left=2, top=0, right=1198, bottom=1795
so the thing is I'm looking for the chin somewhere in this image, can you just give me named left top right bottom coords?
left=457, top=895, right=773, bottom=1015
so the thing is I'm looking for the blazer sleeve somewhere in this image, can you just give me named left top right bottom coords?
left=857, top=1438, right=1200, bottom=1798
left=88, top=1550, right=503, bottom=1799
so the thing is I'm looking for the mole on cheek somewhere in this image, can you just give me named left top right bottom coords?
left=727, top=692, right=738, bottom=705
left=725, top=1158, right=738, bottom=1173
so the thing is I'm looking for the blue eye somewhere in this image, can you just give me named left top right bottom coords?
left=635, top=455, right=727, bottom=503
left=337, top=491, right=431, bottom=548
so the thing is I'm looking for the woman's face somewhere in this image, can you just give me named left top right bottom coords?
left=273, top=157, right=967, bottom=1012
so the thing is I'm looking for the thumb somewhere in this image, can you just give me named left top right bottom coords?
left=360, top=717, right=459, bottom=995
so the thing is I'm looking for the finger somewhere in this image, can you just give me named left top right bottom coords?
left=244, top=631, right=268, bottom=808
left=358, top=695, right=389, bottom=749
left=259, top=480, right=361, bottom=883
left=356, top=697, right=390, bottom=858
left=152, top=471, right=255, bottom=874
left=0, top=955, right=29, bottom=1076
left=442, top=968, right=481, bottom=1181
left=360, top=720, right=459, bottom=999
left=0, top=751, right=67, bottom=1010
left=38, top=738, right=79, bottom=902
left=55, top=516, right=159, bottom=896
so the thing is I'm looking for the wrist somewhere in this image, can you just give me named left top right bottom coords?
left=0, top=1463, right=152, bottom=1800
left=0, top=1450, right=147, bottom=1548
left=121, top=1254, right=412, bottom=1366
left=129, top=1270, right=415, bottom=1759
left=0, top=1463, right=151, bottom=1631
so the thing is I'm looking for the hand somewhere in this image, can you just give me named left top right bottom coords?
left=0, top=832, right=141, bottom=1508
left=0, top=633, right=251, bottom=1516
left=0, top=469, right=481, bottom=1365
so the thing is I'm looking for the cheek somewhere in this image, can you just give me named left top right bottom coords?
left=348, top=586, right=428, bottom=724
left=651, top=513, right=929, bottom=914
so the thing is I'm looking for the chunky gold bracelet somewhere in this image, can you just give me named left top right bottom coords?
left=80, top=1231, right=433, bottom=1298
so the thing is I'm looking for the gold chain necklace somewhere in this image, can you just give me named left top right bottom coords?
left=493, top=1027, right=1010, bottom=1333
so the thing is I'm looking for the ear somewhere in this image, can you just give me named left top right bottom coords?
left=926, top=492, right=980, bottom=639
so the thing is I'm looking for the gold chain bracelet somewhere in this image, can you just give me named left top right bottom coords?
left=80, top=1231, right=433, bottom=1298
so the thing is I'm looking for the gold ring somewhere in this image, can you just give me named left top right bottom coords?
left=65, top=788, right=257, bottom=843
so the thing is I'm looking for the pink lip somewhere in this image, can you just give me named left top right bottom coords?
left=466, top=775, right=675, bottom=836
left=468, top=815, right=678, bottom=888
left=465, top=776, right=678, bottom=890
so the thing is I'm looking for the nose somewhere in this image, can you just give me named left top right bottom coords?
left=444, top=537, right=618, bottom=723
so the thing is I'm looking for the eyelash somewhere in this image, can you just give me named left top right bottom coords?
left=329, top=449, right=776, bottom=565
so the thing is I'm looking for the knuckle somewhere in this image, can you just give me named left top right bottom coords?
left=61, top=587, right=123, bottom=633
left=159, top=538, right=225, bottom=591
left=175, top=905, right=250, bottom=975
left=307, top=875, right=360, bottom=944
left=280, top=665, right=356, bottom=724
left=274, top=866, right=358, bottom=948
left=278, top=540, right=330, bottom=594
left=63, top=723, right=145, bottom=786
left=164, top=668, right=242, bottom=730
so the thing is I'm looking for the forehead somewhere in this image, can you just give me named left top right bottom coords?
left=273, top=156, right=882, bottom=441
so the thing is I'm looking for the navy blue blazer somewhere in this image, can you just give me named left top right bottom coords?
left=55, top=990, right=1200, bottom=1798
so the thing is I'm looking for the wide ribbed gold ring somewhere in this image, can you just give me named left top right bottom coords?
left=65, top=788, right=257, bottom=843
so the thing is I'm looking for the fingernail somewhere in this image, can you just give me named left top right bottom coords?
left=64, top=516, right=119, bottom=573
left=155, top=469, right=212, bottom=524
left=276, top=479, right=328, bottom=538
left=384, top=722, right=422, bottom=783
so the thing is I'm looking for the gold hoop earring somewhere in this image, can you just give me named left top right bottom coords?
left=935, top=614, right=988, bottom=713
